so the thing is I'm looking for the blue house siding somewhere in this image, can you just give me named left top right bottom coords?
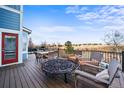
left=6, top=5, right=21, bottom=11
left=0, top=8, right=20, bottom=30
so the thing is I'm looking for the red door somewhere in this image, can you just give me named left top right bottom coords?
left=2, top=32, right=18, bottom=65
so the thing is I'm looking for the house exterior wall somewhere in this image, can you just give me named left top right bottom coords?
left=0, top=5, right=23, bottom=67
left=0, top=8, right=20, bottom=30
left=0, top=31, right=1, bottom=66
left=5, top=5, right=21, bottom=11
left=22, top=31, right=30, bottom=60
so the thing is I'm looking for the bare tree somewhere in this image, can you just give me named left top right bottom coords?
left=28, top=37, right=34, bottom=49
left=104, top=31, right=124, bottom=52
left=40, top=41, right=49, bottom=51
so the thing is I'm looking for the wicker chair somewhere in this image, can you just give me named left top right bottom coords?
left=34, top=52, right=42, bottom=62
left=78, top=52, right=104, bottom=74
left=74, top=60, right=121, bottom=88
left=79, top=52, right=103, bottom=66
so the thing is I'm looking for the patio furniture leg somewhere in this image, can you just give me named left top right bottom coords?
left=74, top=74, right=78, bottom=88
left=64, top=73, right=68, bottom=83
left=75, top=79, right=78, bottom=88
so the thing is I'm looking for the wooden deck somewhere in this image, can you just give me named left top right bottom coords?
left=0, top=54, right=124, bottom=88
left=0, top=54, right=74, bottom=88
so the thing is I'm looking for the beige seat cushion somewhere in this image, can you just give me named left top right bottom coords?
left=79, top=60, right=98, bottom=66
left=96, top=69, right=109, bottom=80
left=75, top=70, right=109, bottom=84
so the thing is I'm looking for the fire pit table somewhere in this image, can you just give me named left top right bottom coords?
left=42, top=59, right=76, bottom=83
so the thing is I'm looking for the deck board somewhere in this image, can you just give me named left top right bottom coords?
left=17, top=67, right=29, bottom=88
left=20, top=66, right=35, bottom=88
left=0, top=70, right=6, bottom=88
left=22, top=64, right=41, bottom=88
left=10, top=68, right=16, bottom=88
left=13, top=67, right=22, bottom=88
left=0, top=70, right=1, bottom=76
left=4, top=69, right=10, bottom=88
left=25, top=63, right=46, bottom=88
left=25, top=62, right=51, bottom=88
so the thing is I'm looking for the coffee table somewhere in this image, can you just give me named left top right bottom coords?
left=42, top=59, right=76, bottom=83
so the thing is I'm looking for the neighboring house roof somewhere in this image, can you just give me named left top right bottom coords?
left=23, top=27, right=32, bottom=34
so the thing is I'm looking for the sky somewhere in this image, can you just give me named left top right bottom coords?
left=23, top=5, right=124, bottom=45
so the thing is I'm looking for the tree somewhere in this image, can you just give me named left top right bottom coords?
left=28, top=37, right=34, bottom=49
left=65, top=41, right=74, bottom=54
left=104, top=31, right=124, bottom=52
left=57, top=43, right=63, bottom=47
left=28, top=37, right=35, bottom=51
left=40, top=41, right=47, bottom=48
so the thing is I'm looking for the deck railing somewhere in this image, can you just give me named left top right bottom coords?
left=58, top=49, right=122, bottom=64
left=31, top=48, right=124, bottom=71
left=80, top=50, right=122, bottom=63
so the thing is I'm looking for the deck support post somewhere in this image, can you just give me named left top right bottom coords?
left=58, top=48, right=59, bottom=57
left=122, top=51, right=124, bottom=72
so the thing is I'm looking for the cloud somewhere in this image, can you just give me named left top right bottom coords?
left=32, top=25, right=123, bottom=45
left=31, top=25, right=109, bottom=45
left=65, top=5, right=88, bottom=14
left=30, top=6, right=124, bottom=45
left=76, top=12, right=100, bottom=20
left=76, top=6, right=124, bottom=21
left=66, top=5, right=124, bottom=30
left=103, top=26, right=124, bottom=32
left=31, top=25, right=76, bottom=44
left=39, top=26, right=75, bottom=32
left=65, top=6, right=80, bottom=14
